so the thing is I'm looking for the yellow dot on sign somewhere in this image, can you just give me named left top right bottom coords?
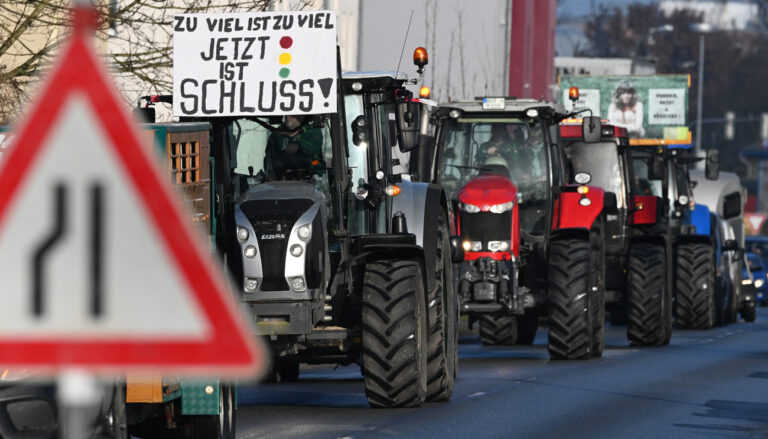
left=279, top=53, right=292, bottom=65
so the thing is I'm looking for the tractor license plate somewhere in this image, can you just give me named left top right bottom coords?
left=482, top=97, right=505, bottom=110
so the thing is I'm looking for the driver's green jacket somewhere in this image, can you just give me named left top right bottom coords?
left=265, top=125, right=324, bottom=174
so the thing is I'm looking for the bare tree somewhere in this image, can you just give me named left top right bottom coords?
left=452, top=0, right=468, bottom=98
left=0, top=0, right=281, bottom=125
left=423, top=0, right=438, bottom=99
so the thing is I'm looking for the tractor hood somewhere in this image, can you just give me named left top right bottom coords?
left=458, top=175, right=517, bottom=207
left=237, top=181, right=326, bottom=205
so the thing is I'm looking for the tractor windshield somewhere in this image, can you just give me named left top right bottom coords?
left=564, top=141, right=626, bottom=209
left=439, top=117, right=550, bottom=236
left=225, top=117, right=333, bottom=199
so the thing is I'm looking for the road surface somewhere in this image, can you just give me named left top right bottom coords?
left=236, top=308, right=768, bottom=438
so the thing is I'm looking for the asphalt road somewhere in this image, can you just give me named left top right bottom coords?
left=236, top=307, right=768, bottom=439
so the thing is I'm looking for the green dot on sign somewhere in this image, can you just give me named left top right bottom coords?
left=279, top=68, right=290, bottom=78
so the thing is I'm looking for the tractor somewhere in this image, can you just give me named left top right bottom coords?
left=561, top=119, right=672, bottom=346
left=222, top=49, right=456, bottom=407
left=433, top=98, right=610, bottom=360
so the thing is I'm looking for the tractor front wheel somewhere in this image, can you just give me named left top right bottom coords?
left=361, top=259, right=428, bottom=408
left=548, top=239, right=593, bottom=360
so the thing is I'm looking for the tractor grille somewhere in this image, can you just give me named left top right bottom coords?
left=460, top=211, right=512, bottom=245
left=240, top=199, right=314, bottom=291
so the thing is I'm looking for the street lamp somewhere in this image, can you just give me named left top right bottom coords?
left=690, top=22, right=713, bottom=161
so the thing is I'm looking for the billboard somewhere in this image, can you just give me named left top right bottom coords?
left=560, top=75, right=691, bottom=144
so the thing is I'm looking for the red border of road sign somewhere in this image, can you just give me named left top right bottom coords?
left=0, top=31, right=262, bottom=375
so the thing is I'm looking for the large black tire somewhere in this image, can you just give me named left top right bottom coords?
left=727, top=283, right=740, bottom=324
left=742, top=301, right=757, bottom=322
left=479, top=315, right=518, bottom=345
left=675, top=243, right=716, bottom=329
left=590, top=227, right=606, bottom=357
left=189, top=383, right=236, bottom=439
left=516, top=313, right=538, bottom=345
left=426, top=220, right=457, bottom=402
left=714, top=278, right=727, bottom=327
left=361, top=259, right=428, bottom=408
left=548, top=239, right=593, bottom=360
left=627, top=243, right=670, bottom=346
left=276, top=357, right=300, bottom=382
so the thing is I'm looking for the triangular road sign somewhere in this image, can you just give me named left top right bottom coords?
left=747, top=213, right=768, bottom=235
left=0, top=26, right=262, bottom=375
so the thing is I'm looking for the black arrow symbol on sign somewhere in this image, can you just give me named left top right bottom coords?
left=31, top=182, right=105, bottom=318
left=32, top=183, right=68, bottom=317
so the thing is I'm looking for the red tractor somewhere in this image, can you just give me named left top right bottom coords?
left=434, top=98, right=610, bottom=360
left=560, top=119, right=672, bottom=346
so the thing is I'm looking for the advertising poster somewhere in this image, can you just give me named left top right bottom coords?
left=560, top=75, right=690, bottom=143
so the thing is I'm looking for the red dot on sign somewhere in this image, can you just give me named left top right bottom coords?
left=280, top=36, right=293, bottom=49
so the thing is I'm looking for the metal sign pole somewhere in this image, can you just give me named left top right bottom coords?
left=58, top=369, right=101, bottom=439
left=58, top=3, right=99, bottom=438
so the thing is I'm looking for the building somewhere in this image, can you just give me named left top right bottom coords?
left=555, top=56, right=657, bottom=78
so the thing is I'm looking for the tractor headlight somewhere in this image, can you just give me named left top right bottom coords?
left=488, top=241, right=511, bottom=252
left=489, top=201, right=514, bottom=213
left=459, top=202, right=481, bottom=213
left=237, top=226, right=249, bottom=242
left=297, top=224, right=311, bottom=241
left=290, top=244, right=304, bottom=257
left=244, top=245, right=257, bottom=258
left=579, top=198, right=592, bottom=207
left=756, top=279, right=765, bottom=288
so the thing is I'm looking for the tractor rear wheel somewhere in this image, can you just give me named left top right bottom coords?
left=189, top=383, right=235, bottom=439
left=426, top=221, right=457, bottom=402
left=627, top=243, right=670, bottom=346
left=361, top=259, right=428, bottom=408
left=742, top=301, right=757, bottom=322
left=548, top=239, right=593, bottom=360
left=675, top=243, right=716, bottom=329
left=590, top=227, right=606, bottom=358
left=479, top=315, right=518, bottom=345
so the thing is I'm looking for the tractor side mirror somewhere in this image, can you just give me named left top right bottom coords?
left=397, top=100, right=421, bottom=152
left=604, top=191, right=619, bottom=215
left=351, top=115, right=370, bottom=146
left=449, top=236, right=464, bottom=263
left=582, top=116, right=602, bottom=143
left=706, top=148, right=719, bottom=180
left=722, top=239, right=739, bottom=252
left=133, top=106, right=156, bottom=123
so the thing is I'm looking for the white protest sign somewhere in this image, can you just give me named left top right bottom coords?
left=648, top=88, right=685, bottom=125
left=173, top=11, right=337, bottom=117
left=563, top=88, right=601, bottom=117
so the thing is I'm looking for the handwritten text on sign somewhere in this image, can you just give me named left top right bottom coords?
left=173, top=11, right=337, bottom=117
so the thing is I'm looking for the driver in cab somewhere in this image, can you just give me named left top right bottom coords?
left=265, top=114, right=324, bottom=179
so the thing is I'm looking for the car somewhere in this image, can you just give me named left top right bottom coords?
left=744, top=252, right=768, bottom=307
left=745, top=236, right=768, bottom=269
